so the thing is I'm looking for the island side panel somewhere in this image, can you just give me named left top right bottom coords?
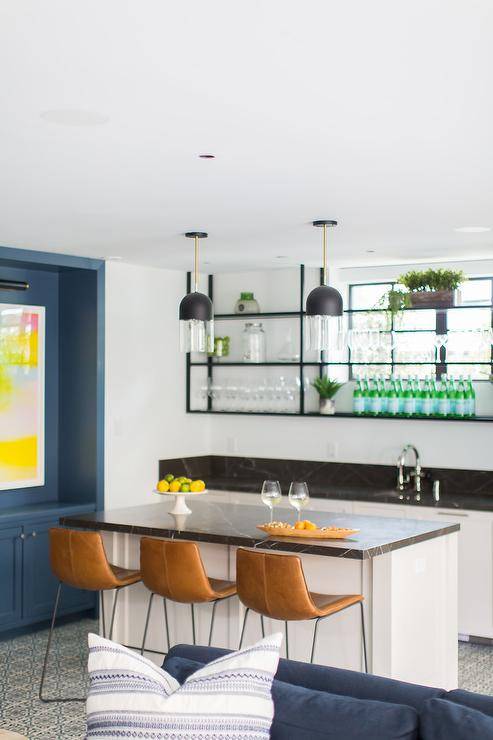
left=372, top=531, right=458, bottom=689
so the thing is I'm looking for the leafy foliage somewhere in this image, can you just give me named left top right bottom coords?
left=312, top=376, right=344, bottom=399
left=398, top=269, right=466, bottom=292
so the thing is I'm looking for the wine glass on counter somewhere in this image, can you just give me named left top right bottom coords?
left=288, top=481, right=310, bottom=521
left=261, top=480, right=282, bottom=523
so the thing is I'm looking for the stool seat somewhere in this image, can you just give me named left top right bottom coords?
left=111, top=565, right=142, bottom=587
left=209, top=578, right=237, bottom=599
left=310, top=592, right=363, bottom=617
left=236, top=548, right=367, bottom=668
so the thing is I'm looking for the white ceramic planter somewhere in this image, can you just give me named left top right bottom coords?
left=319, top=398, right=336, bottom=415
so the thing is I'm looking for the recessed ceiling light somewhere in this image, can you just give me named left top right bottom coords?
left=454, top=226, right=491, bottom=233
left=276, top=255, right=287, bottom=259
left=40, top=109, right=109, bottom=126
left=366, top=250, right=375, bottom=253
left=199, top=154, right=215, bottom=159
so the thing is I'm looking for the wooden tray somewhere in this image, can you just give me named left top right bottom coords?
left=257, top=524, right=360, bottom=540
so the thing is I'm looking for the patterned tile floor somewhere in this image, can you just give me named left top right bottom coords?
left=0, top=617, right=492, bottom=739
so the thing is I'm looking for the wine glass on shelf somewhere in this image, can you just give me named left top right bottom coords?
left=288, top=481, right=310, bottom=521
left=261, top=481, right=282, bottom=523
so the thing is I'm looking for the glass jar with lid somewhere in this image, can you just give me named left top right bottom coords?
left=242, top=322, right=266, bottom=363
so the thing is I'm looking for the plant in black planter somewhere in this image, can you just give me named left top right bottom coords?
left=398, top=269, right=466, bottom=308
left=312, top=376, right=344, bottom=415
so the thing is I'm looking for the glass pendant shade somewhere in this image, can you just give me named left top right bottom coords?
left=179, top=231, right=214, bottom=353
left=305, top=220, right=344, bottom=352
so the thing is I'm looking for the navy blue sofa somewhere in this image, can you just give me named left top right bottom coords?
left=163, top=644, right=493, bottom=739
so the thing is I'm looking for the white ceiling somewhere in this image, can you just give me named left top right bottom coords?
left=1, top=0, right=493, bottom=272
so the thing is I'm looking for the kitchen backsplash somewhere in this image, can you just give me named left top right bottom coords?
left=158, top=455, right=493, bottom=497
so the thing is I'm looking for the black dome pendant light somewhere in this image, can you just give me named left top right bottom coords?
left=179, top=231, right=214, bottom=353
left=305, top=220, right=344, bottom=352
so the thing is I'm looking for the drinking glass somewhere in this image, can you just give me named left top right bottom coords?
left=288, top=481, right=310, bottom=521
left=261, top=480, right=282, bottom=523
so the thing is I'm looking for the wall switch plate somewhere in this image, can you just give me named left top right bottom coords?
left=227, top=437, right=238, bottom=453
left=327, top=441, right=339, bottom=460
left=415, top=557, right=426, bottom=574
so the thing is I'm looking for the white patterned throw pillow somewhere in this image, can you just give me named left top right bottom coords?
left=86, top=631, right=282, bottom=739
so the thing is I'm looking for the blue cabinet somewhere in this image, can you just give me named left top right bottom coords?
left=23, top=518, right=95, bottom=621
left=0, top=525, right=23, bottom=628
left=0, top=507, right=97, bottom=634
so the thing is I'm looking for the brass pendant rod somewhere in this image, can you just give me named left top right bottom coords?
left=194, top=235, right=199, bottom=292
left=322, top=223, right=328, bottom=286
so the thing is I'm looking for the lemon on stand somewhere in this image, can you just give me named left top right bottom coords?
left=190, top=480, right=206, bottom=493
left=169, top=480, right=181, bottom=493
left=156, top=479, right=170, bottom=493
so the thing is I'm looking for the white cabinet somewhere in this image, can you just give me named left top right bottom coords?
left=410, top=507, right=493, bottom=639
left=309, top=498, right=353, bottom=514
left=353, top=502, right=408, bottom=518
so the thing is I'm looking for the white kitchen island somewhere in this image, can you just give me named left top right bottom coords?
left=62, top=497, right=459, bottom=689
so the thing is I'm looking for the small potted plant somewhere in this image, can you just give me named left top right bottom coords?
left=398, top=269, right=466, bottom=309
left=312, top=376, right=344, bottom=415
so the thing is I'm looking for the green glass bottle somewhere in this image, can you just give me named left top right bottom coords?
left=387, top=377, right=399, bottom=416
left=396, top=377, right=405, bottom=415
left=454, top=379, right=466, bottom=418
left=421, top=377, right=433, bottom=417
left=436, top=379, right=449, bottom=418
left=413, top=377, right=422, bottom=416
left=379, top=377, right=388, bottom=414
left=465, top=376, right=476, bottom=417
left=402, top=379, right=415, bottom=417
left=353, top=379, right=365, bottom=416
left=368, top=379, right=381, bottom=416
left=447, top=375, right=456, bottom=418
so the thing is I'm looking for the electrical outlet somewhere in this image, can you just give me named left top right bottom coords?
left=327, top=441, right=339, bottom=460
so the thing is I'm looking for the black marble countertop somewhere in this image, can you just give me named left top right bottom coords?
left=61, top=500, right=459, bottom=560
left=207, top=478, right=493, bottom=512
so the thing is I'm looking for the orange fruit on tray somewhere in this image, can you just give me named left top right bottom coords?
left=303, top=520, right=318, bottom=530
left=294, top=521, right=305, bottom=530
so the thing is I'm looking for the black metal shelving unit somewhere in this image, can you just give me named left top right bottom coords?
left=185, top=266, right=493, bottom=421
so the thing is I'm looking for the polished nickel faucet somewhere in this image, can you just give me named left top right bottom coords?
left=397, top=445, right=423, bottom=499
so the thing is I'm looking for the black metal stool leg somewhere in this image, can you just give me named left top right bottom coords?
left=360, top=601, right=368, bottom=673
left=239, top=607, right=250, bottom=649
left=260, top=614, right=265, bottom=638
left=208, top=600, right=218, bottom=646
left=163, top=598, right=171, bottom=654
left=108, top=587, right=121, bottom=641
left=310, top=617, right=322, bottom=663
left=100, top=590, right=106, bottom=638
left=285, top=621, right=289, bottom=659
left=191, top=603, right=196, bottom=645
left=141, top=592, right=155, bottom=655
left=39, top=582, right=85, bottom=703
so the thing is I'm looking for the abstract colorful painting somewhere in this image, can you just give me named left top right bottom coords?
left=0, top=304, right=45, bottom=490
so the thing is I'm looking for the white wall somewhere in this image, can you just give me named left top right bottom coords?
left=104, top=261, right=209, bottom=509
left=104, top=260, right=492, bottom=514
left=208, top=413, right=492, bottom=470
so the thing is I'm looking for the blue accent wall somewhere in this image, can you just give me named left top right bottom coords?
left=0, top=265, right=59, bottom=509
left=0, top=246, right=105, bottom=512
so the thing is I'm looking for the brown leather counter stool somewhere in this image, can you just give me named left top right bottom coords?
left=140, top=538, right=236, bottom=655
left=40, top=527, right=142, bottom=703
left=236, top=548, right=367, bottom=670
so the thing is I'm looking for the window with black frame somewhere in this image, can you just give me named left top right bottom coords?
left=348, top=277, right=493, bottom=381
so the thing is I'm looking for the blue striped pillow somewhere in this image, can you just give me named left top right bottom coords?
left=86, top=632, right=282, bottom=739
